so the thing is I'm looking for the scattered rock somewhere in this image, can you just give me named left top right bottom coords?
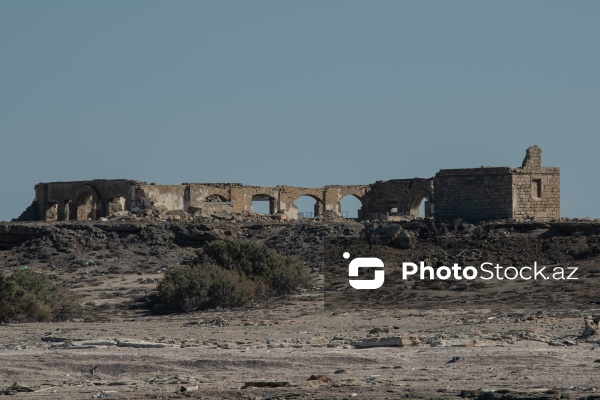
left=307, top=374, right=329, bottom=383
left=106, top=380, right=140, bottom=386
left=368, top=327, right=389, bottom=335
left=1, top=383, right=34, bottom=395
left=41, top=336, right=73, bottom=343
left=81, top=340, right=118, bottom=347
left=392, top=230, right=416, bottom=249
left=582, top=315, right=600, bottom=338
left=548, top=341, right=566, bottom=346
left=179, top=385, right=199, bottom=393
left=116, top=339, right=169, bottom=348
left=352, top=336, right=419, bottom=349
left=243, top=381, right=290, bottom=388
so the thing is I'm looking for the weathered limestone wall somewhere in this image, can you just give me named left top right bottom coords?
left=362, top=179, right=434, bottom=220
left=134, top=184, right=186, bottom=213
left=32, top=179, right=135, bottom=221
left=511, top=146, right=560, bottom=220
left=434, top=168, right=514, bottom=221
left=235, top=186, right=280, bottom=214
left=323, top=186, right=369, bottom=217
left=434, top=146, right=560, bottom=222
left=188, top=184, right=237, bottom=216
left=278, top=186, right=325, bottom=218
left=186, top=184, right=371, bottom=219
left=19, top=146, right=559, bottom=222
left=278, top=185, right=369, bottom=219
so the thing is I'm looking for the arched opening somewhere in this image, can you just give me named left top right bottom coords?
left=75, top=192, right=96, bottom=220
left=340, top=194, right=362, bottom=219
left=45, top=203, right=58, bottom=221
left=107, top=197, right=126, bottom=214
left=418, top=198, right=427, bottom=218
left=409, top=192, right=432, bottom=218
left=252, top=194, right=275, bottom=215
left=205, top=194, right=228, bottom=202
left=293, top=195, right=322, bottom=219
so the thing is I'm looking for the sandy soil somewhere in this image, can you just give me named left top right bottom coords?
left=1, top=301, right=599, bottom=399
left=1, top=220, right=600, bottom=399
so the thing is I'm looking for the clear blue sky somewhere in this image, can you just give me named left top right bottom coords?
left=1, top=1, right=598, bottom=221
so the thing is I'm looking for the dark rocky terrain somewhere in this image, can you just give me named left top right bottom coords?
left=1, top=218, right=600, bottom=399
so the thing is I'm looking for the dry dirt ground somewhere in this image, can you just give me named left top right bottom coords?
left=1, top=219, right=600, bottom=399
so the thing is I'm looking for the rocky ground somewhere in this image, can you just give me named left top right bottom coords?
left=1, top=218, right=600, bottom=399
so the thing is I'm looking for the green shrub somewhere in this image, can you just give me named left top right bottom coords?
left=158, top=263, right=256, bottom=311
left=157, top=240, right=309, bottom=312
left=200, top=240, right=309, bottom=294
left=0, top=270, right=80, bottom=322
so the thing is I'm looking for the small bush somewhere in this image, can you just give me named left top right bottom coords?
left=200, top=240, right=309, bottom=294
left=0, top=270, right=80, bottom=322
left=157, top=240, right=309, bottom=312
left=158, top=263, right=256, bottom=311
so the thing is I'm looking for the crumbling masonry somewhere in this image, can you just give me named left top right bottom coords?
left=19, top=146, right=559, bottom=222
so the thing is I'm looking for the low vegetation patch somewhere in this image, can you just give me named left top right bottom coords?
left=0, top=270, right=80, bottom=322
left=157, top=240, right=309, bottom=311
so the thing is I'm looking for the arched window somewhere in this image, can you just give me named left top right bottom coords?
left=293, top=195, right=322, bottom=218
left=340, top=195, right=362, bottom=219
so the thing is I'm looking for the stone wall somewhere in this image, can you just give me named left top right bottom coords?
left=434, top=168, right=514, bottom=221
left=31, top=179, right=136, bottom=221
left=511, top=146, right=560, bottom=220
left=362, top=179, right=434, bottom=220
left=19, top=146, right=560, bottom=222
left=434, top=146, right=560, bottom=222
left=187, top=184, right=371, bottom=219
left=134, top=184, right=187, bottom=213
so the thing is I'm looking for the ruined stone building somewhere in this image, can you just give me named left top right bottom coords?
left=19, top=146, right=559, bottom=223
left=434, top=146, right=560, bottom=221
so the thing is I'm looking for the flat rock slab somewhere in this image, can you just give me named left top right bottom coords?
left=352, top=336, right=419, bottom=349
left=59, top=345, right=102, bottom=350
left=80, top=340, right=118, bottom=347
left=244, top=381, right=290, bottom=388
left=116, top=339, right=171, bottom=348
